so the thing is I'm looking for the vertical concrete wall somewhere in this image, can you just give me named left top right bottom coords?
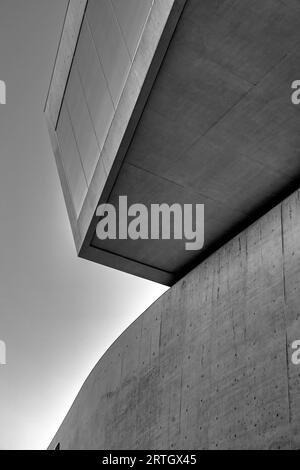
left=46, top=0, right=183, bottom=257
left=55, top=0, right=154, bottom=217
left=49, top=189, right=300, bottom=450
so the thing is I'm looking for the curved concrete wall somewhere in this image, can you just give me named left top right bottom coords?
left=49, top=189, right=300, bottom=450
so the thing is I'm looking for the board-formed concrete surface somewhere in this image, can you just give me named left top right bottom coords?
left=49, top=187, right=300, bottom=450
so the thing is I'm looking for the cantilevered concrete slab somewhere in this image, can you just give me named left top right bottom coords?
left=46, top=0, right=300, bottom=285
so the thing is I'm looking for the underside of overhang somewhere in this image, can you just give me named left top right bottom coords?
left=80, top=0, right=300, bottom=285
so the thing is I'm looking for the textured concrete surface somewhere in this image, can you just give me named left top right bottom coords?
left=49, top=188, right=300, bottom=450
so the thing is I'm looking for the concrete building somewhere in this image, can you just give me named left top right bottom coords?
left=46, top=0, right=300, bottom=449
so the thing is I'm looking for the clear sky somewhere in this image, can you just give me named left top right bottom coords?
left=0, top=0, right=167, bottom=450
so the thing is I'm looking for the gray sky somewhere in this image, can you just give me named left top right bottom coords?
left=0, top=0, right=167, bottom=450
